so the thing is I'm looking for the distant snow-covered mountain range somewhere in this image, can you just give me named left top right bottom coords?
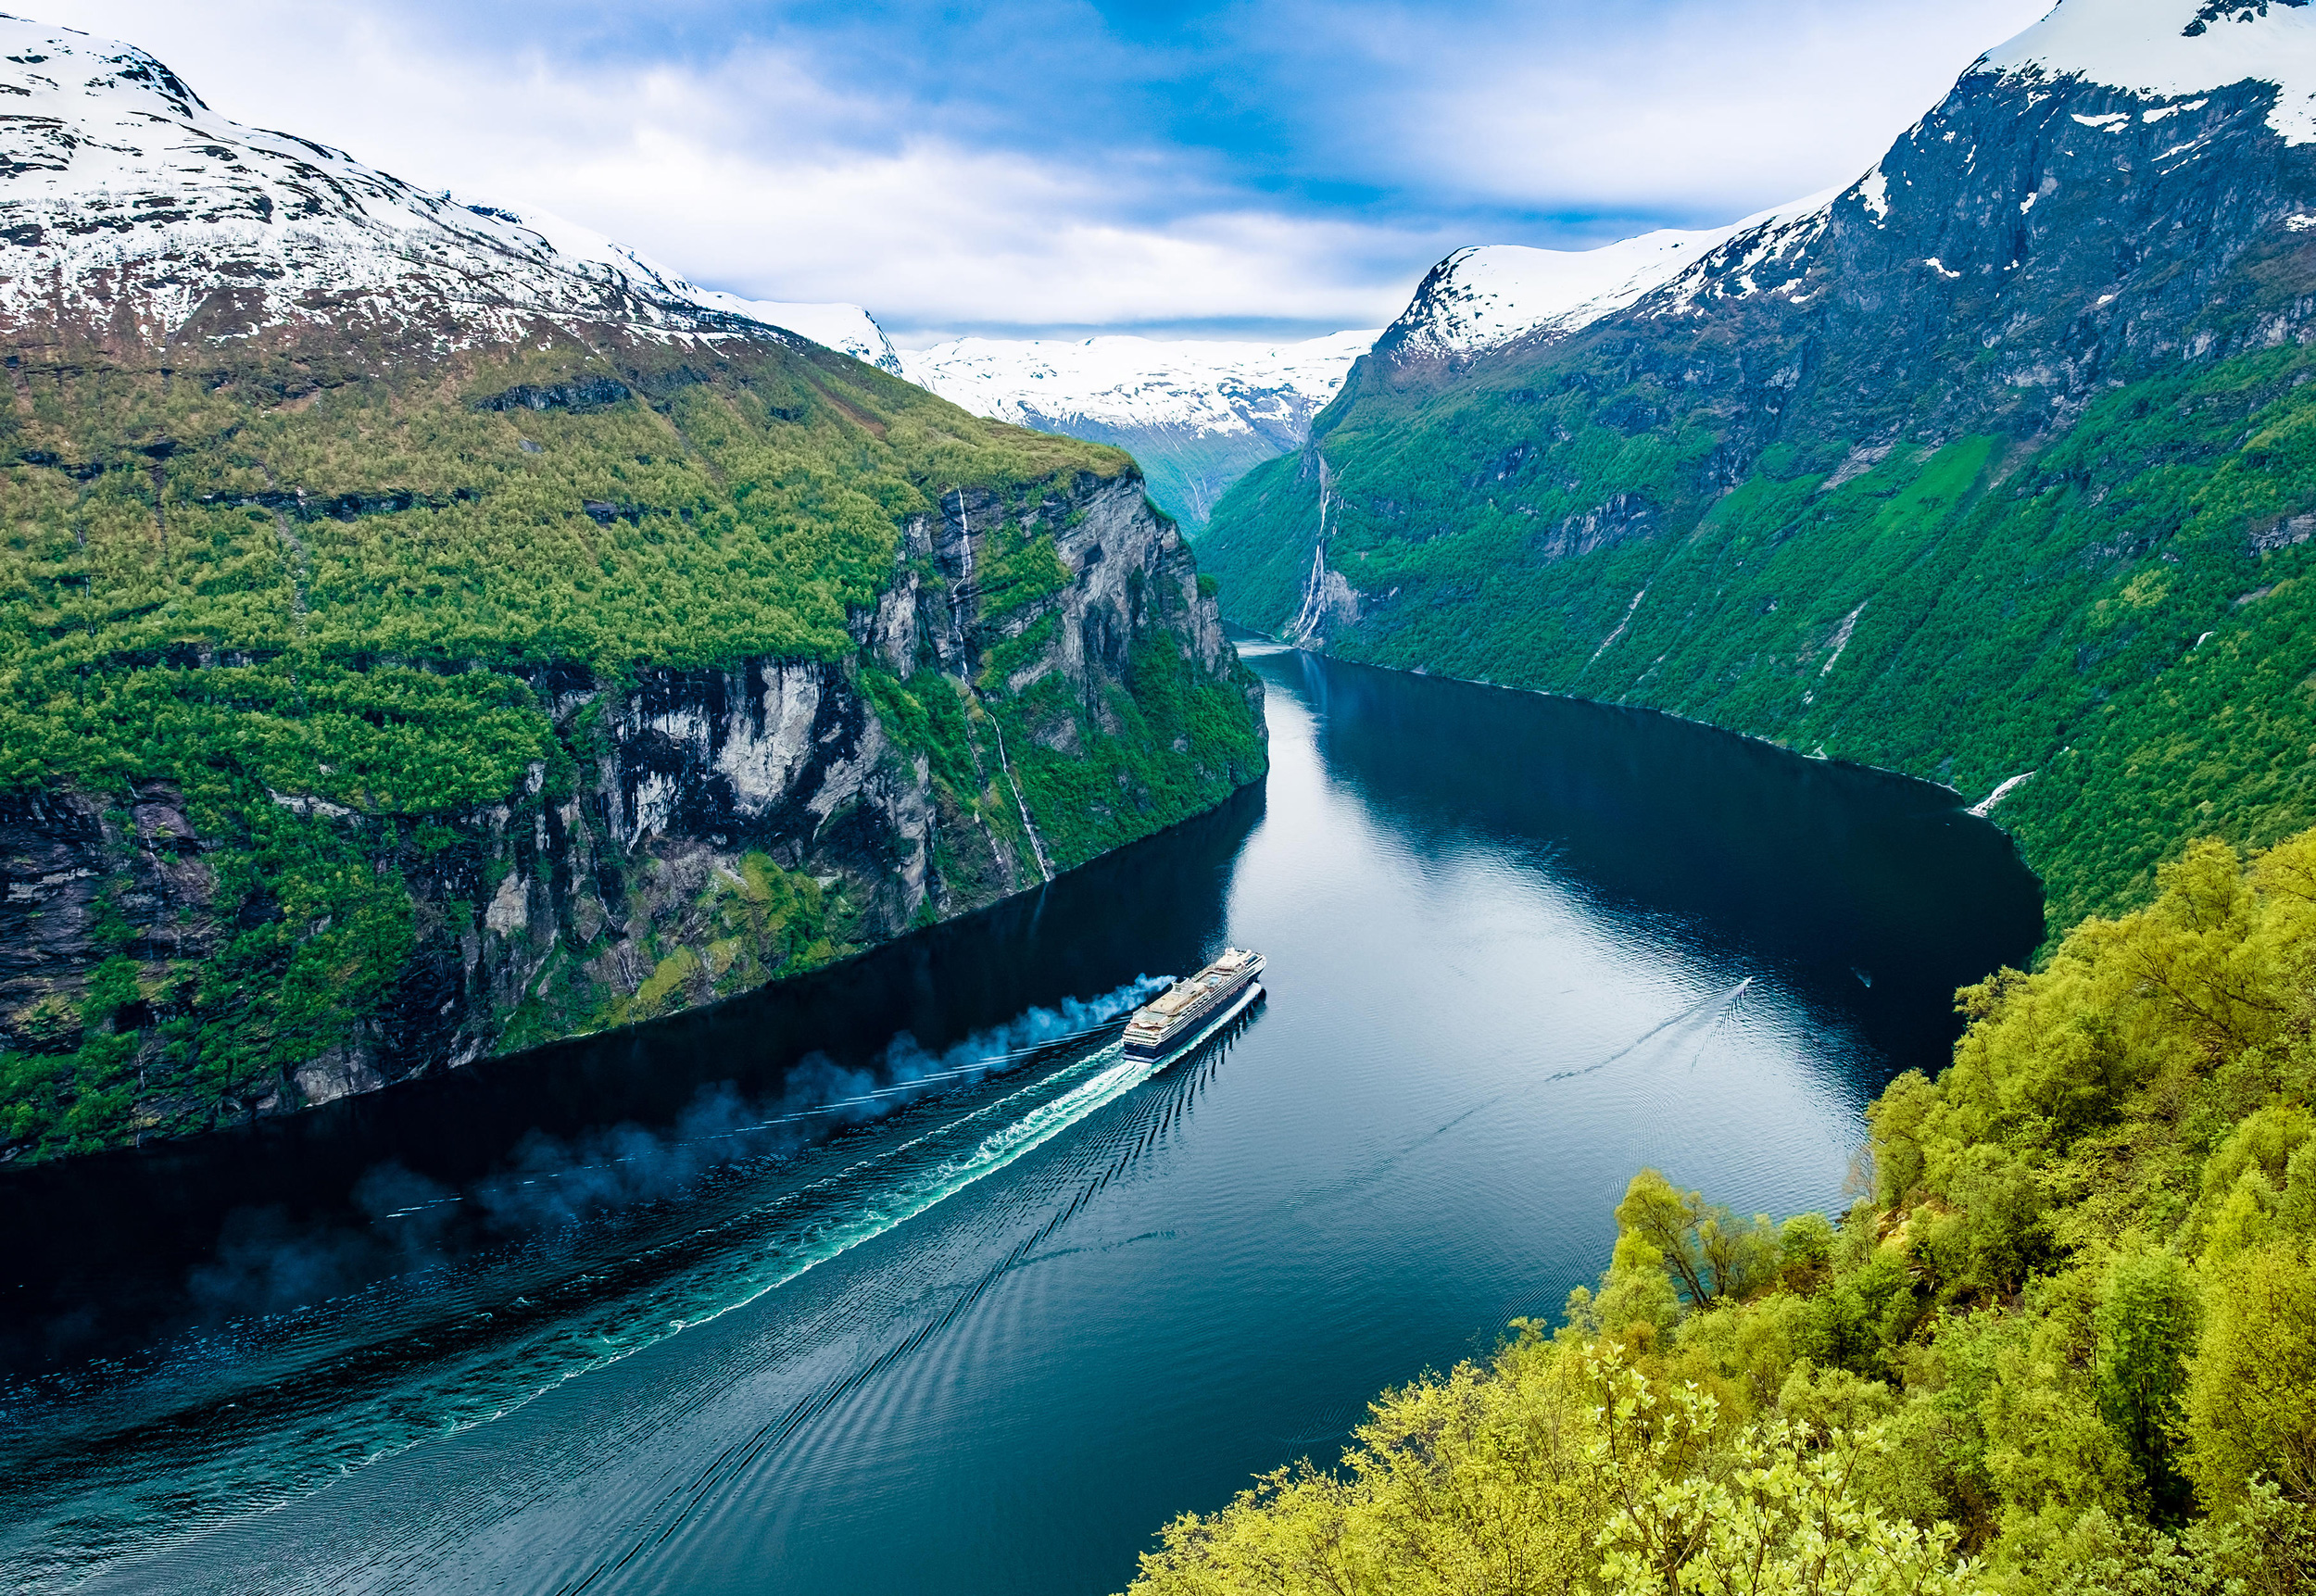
left=900, top=332, right=1374, bottom=528
left=17, top=1, right=2141, bottom=532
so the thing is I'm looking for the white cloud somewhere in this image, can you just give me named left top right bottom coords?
left=31, top=0, right=1443, bottom=333
left=25, top=0, right=2059, bottom=335
left=541, top=129, right=1446, bottom=330
left=1369, top=0, right=2056, bottom=216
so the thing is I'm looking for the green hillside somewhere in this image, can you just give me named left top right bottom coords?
left=1128, top=826, right=2316, bottom=1594
left=0, top=330, right=1264, bottom=1159
left=1202, top=346, right=2316, bottom=931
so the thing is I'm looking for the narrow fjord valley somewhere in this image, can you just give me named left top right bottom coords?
left=10, top=0, right=2316, bottom=1593
left=1201, top=0, right=2316, bottom=932
left=902, top=332, right=1374, bottom=531
left=0, top=20, right=1264, bottom=1161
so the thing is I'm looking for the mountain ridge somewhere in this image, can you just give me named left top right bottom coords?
left=1375, top=193, right=1834, bottom=370
left=1198, top=0, right=2316, bottom=928
left=0, top=14, right=901, bottom=369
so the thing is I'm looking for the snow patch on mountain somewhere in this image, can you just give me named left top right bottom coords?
left=1976, top=0, right=2316, bottom=145
left=1382, top=194, right=1834, bottom=361
left=901, top=331, right=1376, bottom=439
left=0, top=15, right=892, bottom=363
left=1654, top=191, right=1844, bottom=317
left=691, top=292, right=903, bottom=373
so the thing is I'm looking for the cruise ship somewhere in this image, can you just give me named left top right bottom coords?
left=1123, top=949, right=1265, bottom=1061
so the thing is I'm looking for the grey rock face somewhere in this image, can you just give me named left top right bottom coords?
left=0, top=471, right=1254, bottom=1139
left=1524, top=66, right=2316, bottom=475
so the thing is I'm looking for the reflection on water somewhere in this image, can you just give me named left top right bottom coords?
left=0, top=645, right=2040, bottom=1595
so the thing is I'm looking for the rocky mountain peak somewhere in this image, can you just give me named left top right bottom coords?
left=0, top=13, right=900, bottom=364
left=1974, top=0, right=2316, bottom=143
left=1370, top=195, right=1836, bottom=371
left=2188, top=0, right=2309, bottom=29
left=1366, top=0, right=2316, bottom=384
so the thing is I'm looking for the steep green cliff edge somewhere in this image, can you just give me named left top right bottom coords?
left=1203, top=349, right=2316, bottom=932
left=0, top=332, right=1265, bottom=1160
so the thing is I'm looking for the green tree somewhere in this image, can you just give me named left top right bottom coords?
left=2094, top=1250, right=2200, bottom=1521
left=1614, top=1170, right=1779, bottom=1310
left=2184, top=1242, right=2316, bottom=1519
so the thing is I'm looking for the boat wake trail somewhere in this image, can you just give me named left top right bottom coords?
left=543, top=1024, right=1264, bottom=1596
left=1283, top=978, right=1758, bottom=1216
left=1547, top=977, right=1752, bottom=1084
left=0, top=985, right=1202, bottom=1595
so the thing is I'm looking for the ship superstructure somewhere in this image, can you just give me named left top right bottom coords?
left=1123, top=949, right=1265, bottom=1061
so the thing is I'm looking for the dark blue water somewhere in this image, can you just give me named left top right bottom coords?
left=0, top=644, right=2041, bottom=1593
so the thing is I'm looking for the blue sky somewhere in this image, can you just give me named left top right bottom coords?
left=45, top=0, right=2053, bottom=341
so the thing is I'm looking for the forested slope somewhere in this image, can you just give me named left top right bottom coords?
left=1129, top=827, right=2316, bottom=1594
left=1198, top=0, right=2316, bottom=928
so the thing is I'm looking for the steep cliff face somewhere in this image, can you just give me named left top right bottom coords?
left=0, top=386, right=1259, bottom=1156
left=422, top=469, right=1247, bottom=1087
left=1200, top=0, right=2316, bottom=925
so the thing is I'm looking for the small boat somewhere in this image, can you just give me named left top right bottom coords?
left=1124, top=949, right=1265, bottom=1062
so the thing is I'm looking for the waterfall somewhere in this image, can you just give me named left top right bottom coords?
left=946, top=485, right=1051, bottom=883
left=988, top=714, right=1054, bottom=884
left=950, top=487, right=974, bottom=658
left=1285, top=453, right=1334, bottom=647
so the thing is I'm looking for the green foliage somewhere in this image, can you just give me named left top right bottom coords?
left=2184, top=1243, right=2316, bottom=1519
left=0, top=333, right=1255, bottom=1159
left=2095, top=1250, right=2198, bottom=1520
left=1126, top=1331, right=1982, bottom=1596
left=1610, top=1168, right=1780, bottom=1310
left=1199, top=347, right=2316, bottom=929
left=973, top=526, right=1070, bottom=614
left=1002, top=639, right=1268, bottom=872
left=1129, top=825, right=2316, bottom=1594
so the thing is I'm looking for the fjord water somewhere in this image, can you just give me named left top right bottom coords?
left=0, top=644, right=2040, bottom=1595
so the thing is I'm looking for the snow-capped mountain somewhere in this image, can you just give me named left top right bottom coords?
left=1377, top=196, right=1830, bottom=364
left=690, top=291, right=902, bottom=373
left=0, top=14, right=899, bottom=368
left=901, top=331, right=1375, bottom=527
left=1378, top=0, right=2316, bottom=371
left=1982, top=0, right=2316, bottom=140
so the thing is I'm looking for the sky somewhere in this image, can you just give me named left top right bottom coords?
left=32, top=0, right=2057, bottom=343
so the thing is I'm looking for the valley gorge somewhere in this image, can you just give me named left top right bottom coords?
left=18, top=3, right=2316, bottom=1594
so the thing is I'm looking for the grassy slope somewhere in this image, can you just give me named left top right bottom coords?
left=1201, top=346, right=2316, bottom=930
left=0, top=330, right=1263, bottom=1157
